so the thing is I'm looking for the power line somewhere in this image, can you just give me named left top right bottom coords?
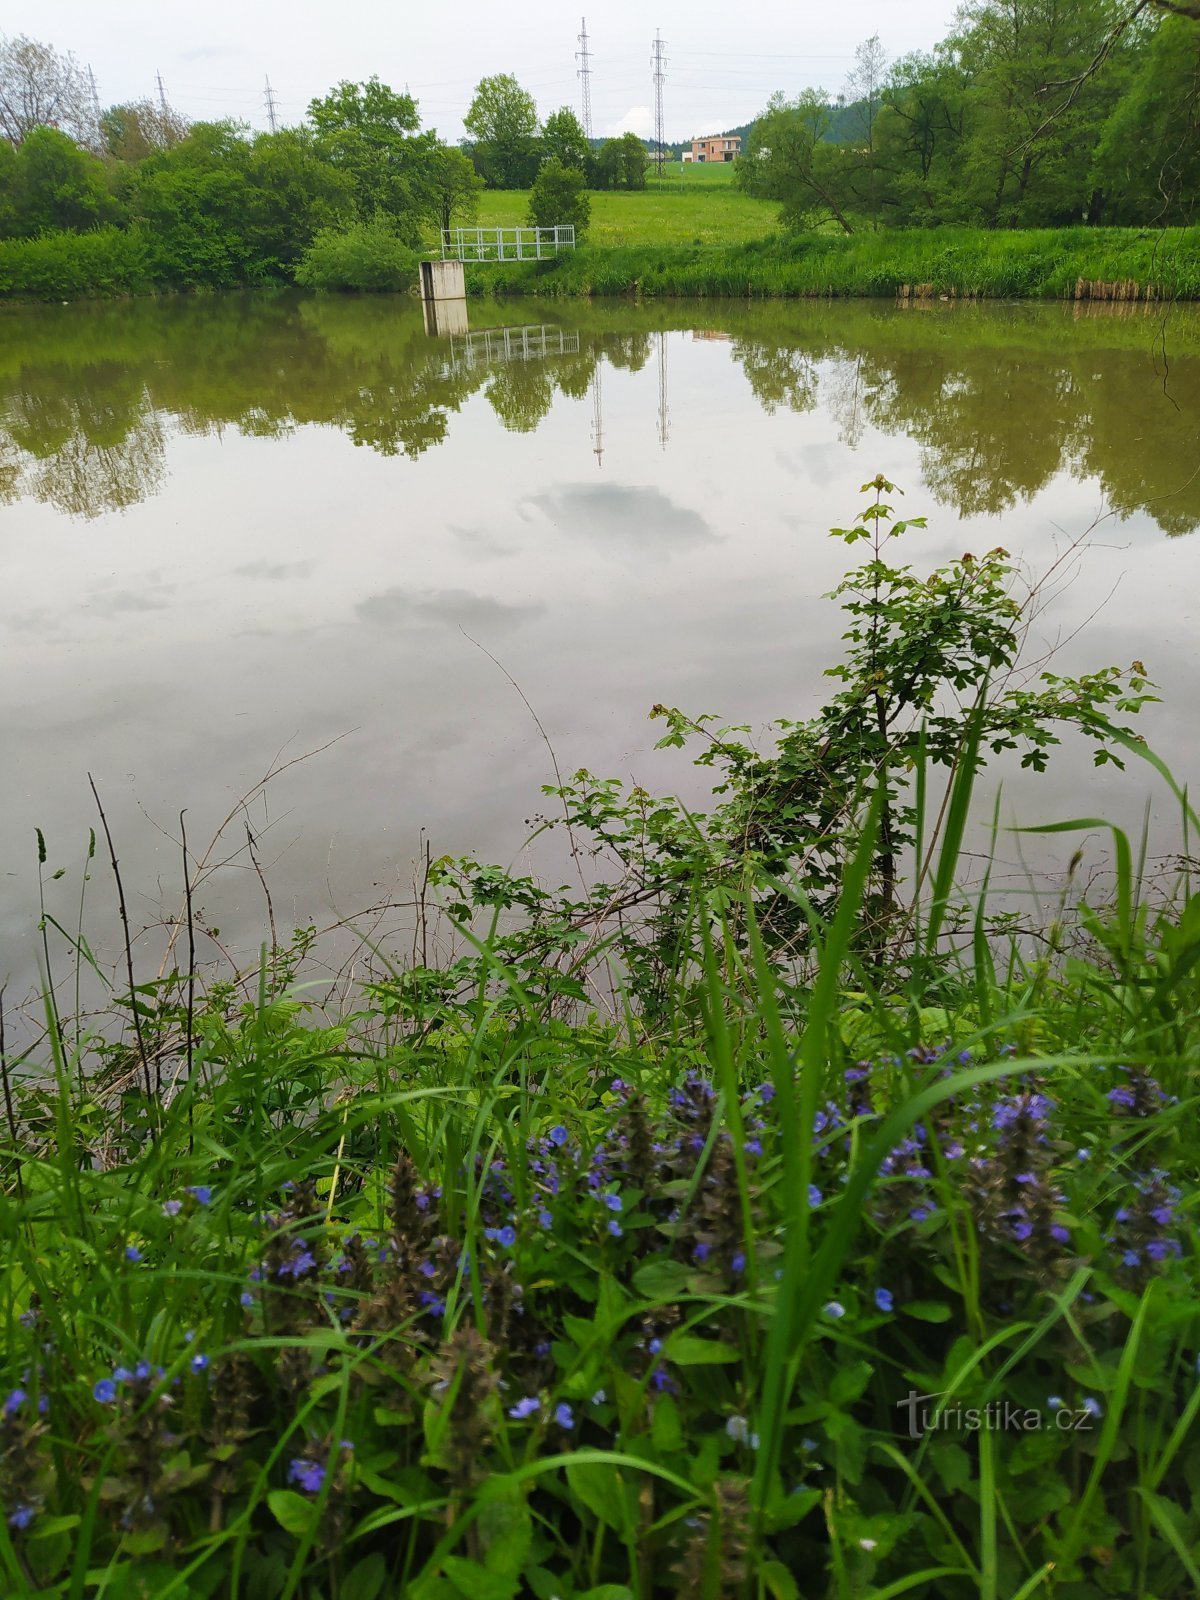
left=263, top=74, right=279, bottom=133
left=651, top=29, right=668, bottom=172
left=576, top=17, right=594, bottom=141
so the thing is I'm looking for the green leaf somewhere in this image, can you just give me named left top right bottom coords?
left=565, top=1461, right=637, bottom=1533
left=267, top=1488, right=318, bottom=1538
left=760, top=1560, right=801, bottom=1600
left=632, top=1258, right=691, bottom=1299
left=651, top=1393, right=683, bottom=1451
left=342, top=1553, right=388, bottom=1600
left=830, top=1360, right=873, bottom=1406
left=444, top=1555, right=520, bottom=1600
left=27, top=1514, right=81, bottom=1541
left=663, top=1333, right=738, bottom=1365
left=904, top=1301, right=952, bottom=1323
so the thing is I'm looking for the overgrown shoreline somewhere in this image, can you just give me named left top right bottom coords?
left=475, top=226, right=1200, bottom=302
left=3, top=224, right=1199, bottom=303
left=4, top=481, right=1200, bottom=1596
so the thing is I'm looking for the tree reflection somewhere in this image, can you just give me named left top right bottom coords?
left=0, top=295, right=1196, bottom=532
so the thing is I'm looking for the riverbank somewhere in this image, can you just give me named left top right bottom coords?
left=4, top=475, right=1200, bottom=1594
left=477, top=225, right=1200, bottom=301
left=2, top=223, right=1198, bottom=303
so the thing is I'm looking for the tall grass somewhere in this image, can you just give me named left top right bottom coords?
left=3, top=721, right=1200, bottom=1594
left=479, top=225, right=1200, bottom=301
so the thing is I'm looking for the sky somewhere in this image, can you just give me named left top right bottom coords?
left=17, top=0, right=962, bottom=142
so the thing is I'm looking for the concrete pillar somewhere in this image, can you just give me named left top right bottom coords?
left=420, top=259, right=466, bottom=303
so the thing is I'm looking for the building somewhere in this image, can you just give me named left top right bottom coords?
left=689, top=133, right=741, bottom=163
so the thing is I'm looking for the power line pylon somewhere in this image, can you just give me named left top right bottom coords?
left=656, top=331, right=670, bottom=449
left=156, top=71, right=169, bottom=119
left=264, top=75, right=279, bottom=133
left=86, top=65, right=102, bottom=148
left=576, top=18, right=593, bottom=143
left=590, top=360, right=604, bottom=468
left=651, top=31, right=668, bottom=174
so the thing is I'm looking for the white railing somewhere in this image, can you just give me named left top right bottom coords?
left=447, top=326, right=581, bottom=369
left=440, top=226, right=576, bottom=263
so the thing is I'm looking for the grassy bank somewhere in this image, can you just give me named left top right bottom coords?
left=476, top=181, right=774, bottom=248
left=3, top=480, right=1200, bottom=1596
left=475, top=226, right=1200, bottom=301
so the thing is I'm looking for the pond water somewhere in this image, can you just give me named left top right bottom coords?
left=3, top=291, right=1199, bottom=1007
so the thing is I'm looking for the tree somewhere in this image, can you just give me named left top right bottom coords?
left=527, top=157, right=590, bottom=237
left=844, top=34, right=889, bottom=223
left=426, top=144, right=483, bottom=237
left=0, top=33, right=93, bottom=146
left=101, top=98, right=190, bottom=163
left=873, top=51, right=970, bottom=224
left=1092, top=13, right=1200, bottom=220
left=307, top=77, right=432, bottom=238
left=542, top=106, right=589, bottom=171
left=737, top=91, right=857, bottom=233
left=12, top=127, right=118, bottom=234
left=590, top=132, right=648, bottom=189
left=464, top=74, right=540, bottom=187
left=949, top=0, right=1133, bottom=226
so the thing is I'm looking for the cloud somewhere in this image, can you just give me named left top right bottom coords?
left=87, top=590, right=169, bottom=614
left=234, top=560, right=316, bottom=581
left=354, top=587, right=543, bottom=632
left=609, top=106, right=653, bottom=138
left=528, top=484, right=715, bottom=549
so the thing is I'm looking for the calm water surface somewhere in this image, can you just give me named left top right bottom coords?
left=3, top=292, right=1199, bottom=1001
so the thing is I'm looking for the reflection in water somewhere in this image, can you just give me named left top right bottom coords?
left=0, top=294, right=1198, bottom=532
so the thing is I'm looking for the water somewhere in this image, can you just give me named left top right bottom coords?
left=3, top=291, right=1198, bottom=1007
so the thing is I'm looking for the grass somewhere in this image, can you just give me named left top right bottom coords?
left=3, top=483, right=1200, bottom=1596
left=474, top=225, right=1200, bottom=301
left=474, top=184, right=779, bottom=249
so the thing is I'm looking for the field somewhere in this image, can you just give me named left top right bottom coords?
left=474, top=181, right=779, bottom=249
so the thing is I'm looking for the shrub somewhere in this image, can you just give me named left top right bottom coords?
left=293, top=215, right=419, bottom=292
left=0, top=225, right=156, bottom=299
left=527, top=157, right=590, bottom=241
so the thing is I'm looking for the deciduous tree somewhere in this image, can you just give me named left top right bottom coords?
left=464, top=74, right=540, bottom=187
left=0, top=33, right=92, bottom=146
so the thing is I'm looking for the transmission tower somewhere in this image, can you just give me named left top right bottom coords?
left=656, top=331, right=670, bottom=449
left=264, top=75, right=280, bottom=133
left=590, top=361, right=604, bottom=468
left=651, top=31, right=668, bottom=174
left=576, top=18, right=594, bottom=142
left=156, top=71, right=169, bottom=119
left=86, top=66, right=103, bottom=149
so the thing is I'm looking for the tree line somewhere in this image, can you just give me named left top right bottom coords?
left=739, top=3, right=1200, bottom=230
left=0, top=34, right=643, bottom=292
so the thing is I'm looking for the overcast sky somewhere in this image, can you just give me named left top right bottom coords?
left=20, top=1, right=963, bottom=142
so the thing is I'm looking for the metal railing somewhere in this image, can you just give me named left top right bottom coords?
left=447, top=326, right=581, bottom=370
left=440, top=226, right=576, bottom=263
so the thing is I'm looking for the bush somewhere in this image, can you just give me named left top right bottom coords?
left=0, top=225, right=156, bottom=299
left=293, top=215, right=419, bottom=292
left=527, top=157, right=590, bottom=241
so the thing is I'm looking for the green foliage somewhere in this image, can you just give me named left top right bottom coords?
left=1093, top=16, right=1200, bottom=223
left=2, top=126, right=120, bottom=237
left=743, top=1, right=1199, bottom=231
left=464, top=73, right=541, bottom=188
left=4, top=471, right=1200, bottom=1591
left=590, top=133, right=649, bottom=191
left=526, top=159, right=591, bottom=239
left=541, top=105, right=589, bottom=172
left=294, top=215, right=419, bottom=291
left=426, top=144, right=484, bottom=237
left=0, top=224, right=154, bottom=298
left=306, top=77, right=434, bottom=242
